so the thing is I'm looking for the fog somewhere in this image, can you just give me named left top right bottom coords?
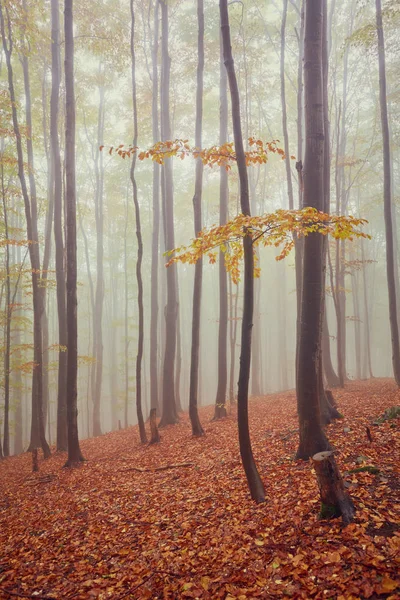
left=0, top=0, right=399, bottom=454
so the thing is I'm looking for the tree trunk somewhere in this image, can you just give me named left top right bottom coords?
left=361, top=239, right=373, bottom=378
left=220, top=0, right=265, bottom=503
left=64, top=0, right=84, bottom=466
left=0, top=3, right=50, bottom=459
left=319, top=0, right=341, bottom=425
left=295, top=0, right=330, bottom=461
left=375, top=0, right=400, bottom=386
left=92, top=73, right=105, bottom=437
left=213, top=27, right=229, bottom=421
left=130, top=0, right=147, bottom=444
left=322, top=311, right=340, bottom=387
left=188, top=0, right=205, bottom=437
left=1, top=155, right=11, bottom=456
left=149, top=0, right=160, bottom=443
left=51, top=0, right=68, bottom=451
left=159, top=0, right=178, bottom=427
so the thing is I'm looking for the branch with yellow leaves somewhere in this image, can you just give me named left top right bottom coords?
left=165, top=208, right=370, bottom=284
left=101, top=137, right=291, bottom=169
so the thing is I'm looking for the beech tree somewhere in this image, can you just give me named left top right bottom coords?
left=159, top=0, right=179, bottom=427
left=375, top=0, right=400, bottom=386
left=0, top=1, right=50, bottom=459
left=51, top=0, right=68, bottom=452
left=220, top=0, right=265, bottom=503
left=130, top=0, right=147, bottom=444
left=188, top=0, right=205, bottom=437
left=295, top=0, right=330, bottom=460
left=213, top=24, right=229, bottom=421
left=64, top=0, right=84, bottom=466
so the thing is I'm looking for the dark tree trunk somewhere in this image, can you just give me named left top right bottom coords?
left=375, top=0, right=400, bottom=386
left=51, top=0, right=68, bottom=452
left=189, top=0, right=205, bottom=437
left=220, top=0, right=265, bottom=503
left=0, top=3, right=50, bottom=459
left=130, top=0, right=147, bottom=444
left=64, top=0, right=84, bottom=466
left=295, top=0, right=330, bottom=461
left=159, top=0, right=178, bottom=426
left=214, top=27, right=229, bottom=421
left=149, top=0, right=160, bottom=443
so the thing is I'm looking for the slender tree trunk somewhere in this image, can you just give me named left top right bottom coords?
left=92, top=75, right=105, bottom=437
left=64, top=0, right=84, bottom=466
left=214, top=27, right=229, bottom=420
left=159, top=0, right=178, bottom=426
left=51, top=0, right=68, bottom=451
left=130, top=0, right=147, bottom=444
left=0, top=4, right=50, bottom=459
left=13, top=236, right=24, bottom=455
left=319, top=0, right=341, bottom=423
left=375, top=0, right=400, bottom=385
left=40, top=66, right=54, bottom=435
left=189, top=0, right=205, bottom=437
left=175, top=302, right=183, bottom=412
left=322, top=310, right=340, bottom=387
left=229, top=278, right=240, bottom=404
left=1, top=157, right=11, bottom=456
left=149, top=0, right=160, bottom=442
left=220, top=0, right=265, bottom=503
left=124, top=183, right=130, bottom=429
left=361, top=240, right=373, bottom=378
left=296, top=0, right=330, bottom=460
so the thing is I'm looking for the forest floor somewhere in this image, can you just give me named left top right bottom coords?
left=0, top=379, right=399, bottom=600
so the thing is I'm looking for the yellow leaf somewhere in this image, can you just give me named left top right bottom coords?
left=200, top=576, right=210, bottom=591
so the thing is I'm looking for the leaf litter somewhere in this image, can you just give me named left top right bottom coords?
left=0, top=379, right=399, bottom=599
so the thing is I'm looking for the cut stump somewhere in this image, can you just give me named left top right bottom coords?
left=312, top=451, right=355, bottom=525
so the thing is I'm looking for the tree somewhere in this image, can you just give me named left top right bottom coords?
left=375, top=0, right=400, bottom=386
left=64, top=0, right=84, bottom=466
left=91, top=67, right=105, bottom=438
left=213, top=23, right=229, bottom=421
left=51, top=0, right=68, bottom=452
left=0, top=1, right=50, bottom=459
left=188, top=0, right=205, bottom=438
left=220, top=0, right=265, bottom=503
left=159, top=0, right=179, bottom=427
left=295, top=0, right=330, bottom=460
left=130, top=0, right=147, bottom=444
left=149, top=0, right=161, bottom=444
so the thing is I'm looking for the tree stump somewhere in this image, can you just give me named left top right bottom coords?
left=312, top=451, right=355, bottom=525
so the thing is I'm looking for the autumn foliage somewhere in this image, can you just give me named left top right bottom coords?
left=167, top=208, right=369, bottom=284
left=0, top=380, right=399, bottom=599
